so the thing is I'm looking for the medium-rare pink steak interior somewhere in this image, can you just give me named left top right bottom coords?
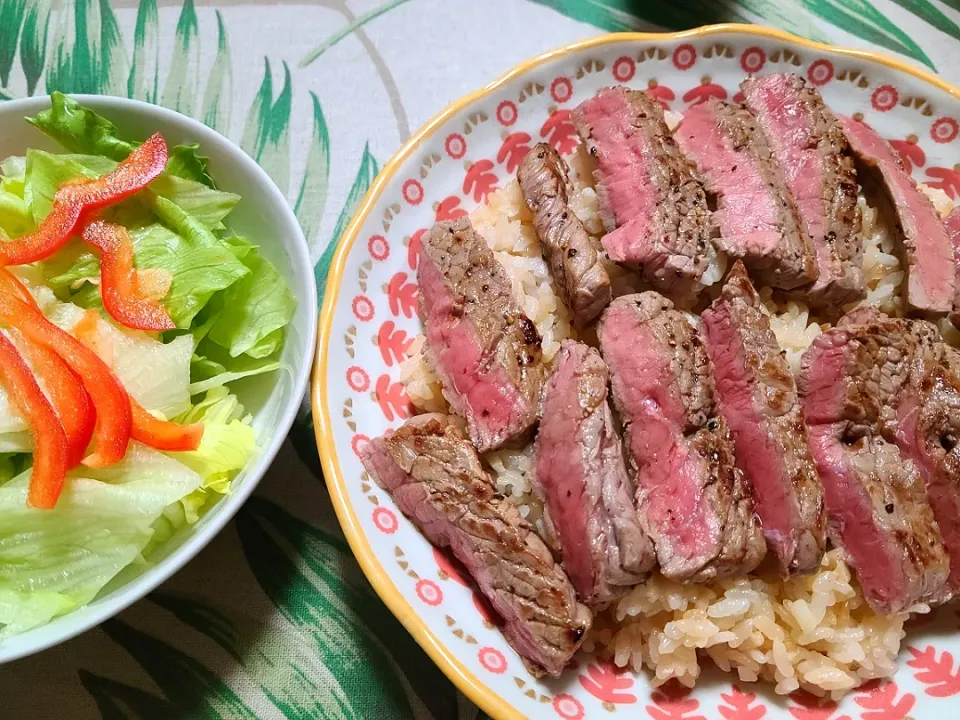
left=361, top=414, right=592, bottom=677
left=418, top=218, right=545, bottom=452
left=572, top=86, right=712, bottom=297
left=534, top=340, right=655, bottom=607
left=840, top=115, right=955, bottom=315
left=800, top=313, right=950, bottom=613
left=702, top=261, right=826, bottom=575
left=598, top=292, right=766, bottom=582
left=518, top=143, right=612, bottom=327
left=676, top=97, right=818, bottom=291
left=741, top=74, right=865, bottom=306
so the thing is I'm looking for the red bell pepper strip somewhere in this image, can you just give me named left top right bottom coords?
left=0, top=333, right=69, bottom=509
left=0, top=291, right=132, bottom=467
left=12, top=331, right=95, bottom=468
left=0, top=268, right=36, bottom=305
left=131, top=401, right=203, bottom=452
left=81, top=220, right=175, bottom=331
left=0, top=133, right=169, bottom=265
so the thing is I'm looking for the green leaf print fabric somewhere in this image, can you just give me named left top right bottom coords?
left=1, top=1, right=959, bottom=718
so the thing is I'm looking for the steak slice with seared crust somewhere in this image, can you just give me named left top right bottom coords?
left=799, top=313, right=949, bottom=613
left=598, top=292, right=766, bottom=582
left=418, top=218, right=545, bottom=452
left=840, top=115, right=954, bottom=315
left=518, top=143, right=612, bottom=327
left=895, top=331, right=960, bottom=595
left=534, top=341, right=655, bottom=607
left=361, top=414, right=592, bottom=677
left=702, top=261, right=826, bottom=575
left=572, top=86, right=711, bottom=297
left=741, top=74, right=865, bottom=306
left=676, top=98, right=818, bottom=291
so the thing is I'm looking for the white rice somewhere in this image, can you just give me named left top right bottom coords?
left=399, top=145, right=958, bottom=698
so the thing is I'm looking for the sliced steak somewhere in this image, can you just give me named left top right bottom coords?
left=598, top=292, right=766, bottom=582
left=675, top=98, right=818, bottom=290
left=702, top=261, right=826, bottom=575
left=799, top=315, right=949, bottom=613
left=946, top=207, right=960, bottom=329
left=572, top=86, right=711, bottom=297
left=418, top=218, right=545, bottom=451
left=895, top=333, right=960, bottom=595
left=741, top=74, right=865, bottom=305
left=840, top=115, right=954, bottom=315
left=534, top=341, right=655, bottom=607
left=361, top=414, right=591, bottom=676
left=518, top=143, right=612, bottom=326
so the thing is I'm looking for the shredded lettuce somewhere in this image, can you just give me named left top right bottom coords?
left=0, top=444, right=202, bottom=636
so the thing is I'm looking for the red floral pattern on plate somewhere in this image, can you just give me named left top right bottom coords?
left=807, top=58, right=834, bottom=86
left=932, top=116, right=959, bottom=144
left=346, top=366, right=370, bottom=392
left=740, top=47, right=765, bottom=74
left=872, top=85, right=899, bottom=111
left=672, top=43, right=696, bottom=70
left=496, top=100, right=518, bottom=127
left=553, top=693, right=585, bottom=720
left=551, top=76, right=573, bottom=103
left=372, top=507, right=398, bottom=534
left=717, top=685, right=766, bottom=719
left=367, top=234, right=389, bottom=261
left=445, top=133, right=466, bottom=159
left=613, top=55, right=636, bottom=82
left=415, top=579, right=443, bottom=606
left=402, top=178, right=424, bottom=205
left=478, top=647, right=507, bottom=674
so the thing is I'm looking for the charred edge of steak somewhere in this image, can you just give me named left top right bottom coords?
left=572, top=86, right=711, bottom=296
left=534, top=340, right=655, bottom=607
left=517, top=143, right=612, bottom=327
left=417, top=218, right=545, bottom=451
left=741, top=74, right=865, bottom=307
left=599, top=292, right=766, bottom=583
left=705, top=261, right=827, bottom=576
left=361, top=414, right=592, bottom=676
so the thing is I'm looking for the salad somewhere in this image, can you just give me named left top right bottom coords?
left=0, top=93, right=295, bottom=637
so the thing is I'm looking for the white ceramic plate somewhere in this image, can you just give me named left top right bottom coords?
left=0, top=95, right=317, bottom=663
left=315, top=26, right=960, bottom=719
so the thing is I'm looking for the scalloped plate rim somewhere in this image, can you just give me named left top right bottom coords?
left=312, top=25, right=960, bottom=720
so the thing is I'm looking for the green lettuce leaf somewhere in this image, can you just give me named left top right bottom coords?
left=0, top=187, right=31, bottom=238
left=26, top=93, right=217, bottom=187
left=207, top=247, right=294, bottom=358
left=0, top=443, right=201, bottom=637
left=149, top=174, right=238, bottom=230
left=23, top=149, right=100, bottom=223
left=129, top=215, right=248, bottom=328
left=40, top=240, right=100, bottom=296
left=165, top=144, right=216, bottom=188
left=26, top=91, right=135, bottom=162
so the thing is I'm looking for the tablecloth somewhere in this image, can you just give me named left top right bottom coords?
left=1, top=1, right=960, bottom=717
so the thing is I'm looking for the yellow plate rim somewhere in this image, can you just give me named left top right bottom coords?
left=312, top=25, right=960, bottom=720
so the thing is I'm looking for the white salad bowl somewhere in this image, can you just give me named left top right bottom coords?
left=0, top=95, right=317, bottom=663
left=315, top=25, right=960, bottom=720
